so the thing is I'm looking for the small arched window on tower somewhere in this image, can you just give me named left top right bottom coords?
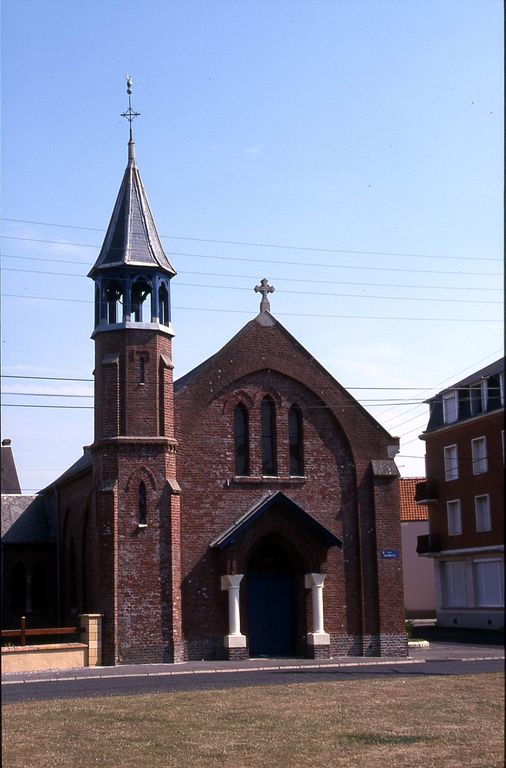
left=158, top=283, right=170, bottom=326
left=261, top=396, right=277, bottom=476
left=288, top=405, right=304, bottom=476
left=131, top=279, right=152, bottom=323
left=234, top=403, right=250, bottom=476
left=138, top=481, right=147, bottom=527
left=104, top=280, right=123, bottom=324
left=139, top=356, right=146, bottom=384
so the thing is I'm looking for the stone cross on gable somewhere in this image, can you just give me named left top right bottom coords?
left=254, top=278, right=275, bottom=313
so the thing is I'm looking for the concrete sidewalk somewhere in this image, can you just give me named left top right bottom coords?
left=2, top=631, right=504, bottom=686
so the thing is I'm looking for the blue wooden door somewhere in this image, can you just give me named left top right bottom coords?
left=247, top=572, right=295, bottom=657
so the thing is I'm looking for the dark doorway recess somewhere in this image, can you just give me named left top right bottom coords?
left=247, top=539, right=296, bottom=657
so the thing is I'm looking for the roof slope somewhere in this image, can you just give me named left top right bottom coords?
left=89, top=140, right=176, bottom=277
left=400, top=477, right=429, bottom=521
left=427, top=357, right=504, bottom=402
left=210, top=490, right=342, bottom=549
left=1, top=440, right=21, bottom=493
left=1, top=494, right=57, bottom=543
left=47, top=447, right=93, bottom=490
left=175, top=310, right=399, bottom=453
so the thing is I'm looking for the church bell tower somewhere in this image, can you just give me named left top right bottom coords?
left=88, top=78, right=182, bottom=664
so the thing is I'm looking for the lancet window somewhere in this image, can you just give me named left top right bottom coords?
left=234, top=403, right=250, bottom=476
left=288, top=405, right=304, bottom=476
left=261, top=397, right=277, bottom=476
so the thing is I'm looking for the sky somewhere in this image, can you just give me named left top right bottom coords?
left=1, top=0, right=503, bottom=493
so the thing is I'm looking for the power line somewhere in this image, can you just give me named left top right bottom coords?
left=1, top=404, right=93, bottom=410
left=1, top=374, right=94, bottom=382
left=3, top=392, right=93, bottom=398
left=2, top=236, right=502, bottom=277
left=379, top=349, right=505, bottom=426
left=1, top=400, right=427, bottom=410
left=1, top=216, right=501, bottom=263
left=2, top=267, right=501, bottom=305
left=1, top=293, right=501, bottom=322
left=2, top=374, right=501, bottom=395
left=2, top=388, right=426, bottom=402
left=3, top=254, right=503, bottom=293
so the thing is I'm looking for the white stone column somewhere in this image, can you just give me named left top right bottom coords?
left=221, top=574, right=246, bottom=648
left=305, top=573, right=330, bottom=646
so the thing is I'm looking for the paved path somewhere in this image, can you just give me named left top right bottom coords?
left=2, top=635, right=504, bottom=703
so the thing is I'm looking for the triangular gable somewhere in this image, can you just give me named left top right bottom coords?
left=210, top=490, right=342, bottom=550
left=174, top=311, right=398, bottom=447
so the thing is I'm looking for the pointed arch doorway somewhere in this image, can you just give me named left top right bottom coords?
left=246, top=539, right=296, bottom=657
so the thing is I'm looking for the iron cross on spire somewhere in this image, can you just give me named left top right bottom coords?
left=121, top=74, right=140, bottom=141
left=254, top=278, right=275, bottom=313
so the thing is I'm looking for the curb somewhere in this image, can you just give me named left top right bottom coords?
left=2, top=653, right=504, bottom=687
left=2, top=657, right=426, bottom=685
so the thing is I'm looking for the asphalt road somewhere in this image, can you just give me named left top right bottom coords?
left=2, top=657, right=503, bottom=703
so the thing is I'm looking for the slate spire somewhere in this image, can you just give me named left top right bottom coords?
left=88, top=77, right=175, bottom=278
left=89, top=77, right=176, bottom=333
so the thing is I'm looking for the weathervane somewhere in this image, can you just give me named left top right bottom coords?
left=121, top=75, right=140, bottom=141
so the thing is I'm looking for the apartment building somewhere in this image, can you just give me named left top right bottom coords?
left=416, top=358, right=504, bottom=629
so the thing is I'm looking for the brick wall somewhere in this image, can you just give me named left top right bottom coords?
left=424, top=411, right=504, bottom=551
left=175, top=315, right=404, bottom=658
left=91, top=326, right=182, bottom=664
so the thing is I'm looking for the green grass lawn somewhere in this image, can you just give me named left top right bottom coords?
left=2, top=673, right=504, bottom=767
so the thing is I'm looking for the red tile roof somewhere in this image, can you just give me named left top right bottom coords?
left=400, top=477, right=429, bottom=522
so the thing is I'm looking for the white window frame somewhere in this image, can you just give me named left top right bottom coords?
left=443, top=444, right=459, bottom=481
left=442, top=391, right=458, bottom=424
left=473, top=558, right=504, bottom=608
left=470, top=381, right=487, bottom=416
left=475, top=494, right=491, bottom=532
left=447, top=499, right=462, bottom=536
left=441, top=561, right=468, bottom=607
left=471, top=436, right=488, bottom=475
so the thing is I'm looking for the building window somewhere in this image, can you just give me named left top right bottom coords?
left=447, top=499, right=462, bottom=536
left=470, top=381, right=487, bottom=416
left=234, top=403, right=250, bottom=476
left=442, top=391, right=458, bottom=424
left=441, top=561, right=468, bottom=607
left=261, top=397, right=277, bottom=476
left=471, top=436, right=488, bottom=475
left=158, top=283, right=170, bottom=326
left=139, top=481, right=147, bottom=526
left=104, top=280, right=123, bottom=324
left=500, top=372, right=505, bottom=406
left=473, top=559, right=504, bottom=607
left=443, top=444, right=458, bottom=481
left=131, top=279, right=152, bottom=323
left=139, top=356, right=146, bottom=384
left=475, top=494, right=491, bottom=532
left=288, top=405, right=304, bottom=476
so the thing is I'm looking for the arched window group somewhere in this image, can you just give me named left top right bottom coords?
left=233, top=398, right=304, bottom=477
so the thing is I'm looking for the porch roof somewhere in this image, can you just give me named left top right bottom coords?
left=210, top=490, right=342, bottom=550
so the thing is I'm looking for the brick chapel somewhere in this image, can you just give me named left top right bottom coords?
left=2, top=105, right=407, bottom=664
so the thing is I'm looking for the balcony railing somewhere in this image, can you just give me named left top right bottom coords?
left=415, top=480, right=438, bottom=504
left=416, top=534, right=441, bottom=555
